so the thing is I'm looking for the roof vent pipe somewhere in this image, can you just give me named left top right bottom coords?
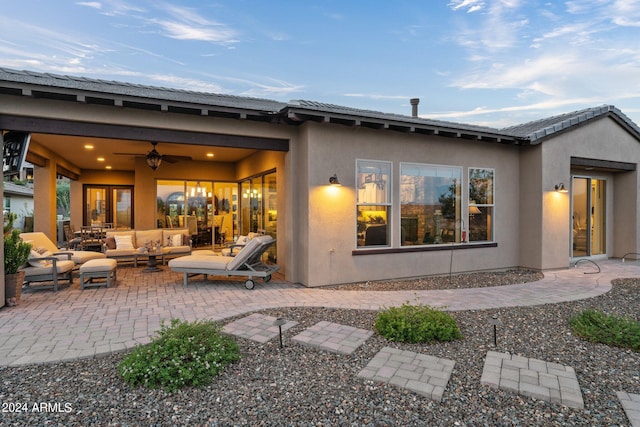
left=410, top=98, right=420, bottom=117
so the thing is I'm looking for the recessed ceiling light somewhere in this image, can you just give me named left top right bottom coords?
left=206, top=153, right=214, bottom=158
left=105, top=165, right=112, bottom=169
left=84, top=144, right=94, bottom=149
left=97, top=157, right=105, bottom=162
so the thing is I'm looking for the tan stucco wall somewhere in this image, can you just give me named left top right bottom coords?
left=529, top=116, right=640, bottom=269
left=299, top=122, right=522, bottom=287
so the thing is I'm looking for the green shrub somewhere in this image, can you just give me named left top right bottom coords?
left=119, top=319, right=240, bottom=392
left=374, top=302, right=462, bottom=343
left=570, top=309, right=640, bottom=352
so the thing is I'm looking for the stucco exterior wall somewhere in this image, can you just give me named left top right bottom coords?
left=536, top=116, right=640, bottom=269
left=299, top=122, right=521, bottom=287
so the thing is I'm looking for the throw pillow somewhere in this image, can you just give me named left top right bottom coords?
left=105, top=237, right=116, bottom=250
left=28, top=249, right=53, bottom=268
left=171, top=233, right=182, bottom=247
left=114, top=235, right=134, bottom=250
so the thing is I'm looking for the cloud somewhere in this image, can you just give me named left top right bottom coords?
left=449, top=0, right=486, bottom=13
left=76, top=2, right=102, bottom=10
left=150, top=4, right=239, bottom=44
left=343, top=93, right=410, bottom=100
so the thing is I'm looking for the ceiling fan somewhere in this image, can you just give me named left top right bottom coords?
left=113, top=142, right=192, bottom=170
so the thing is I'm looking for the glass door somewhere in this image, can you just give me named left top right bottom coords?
left=84, top=185, right=134, bottom=229
left=572, top=177, right=605, bottom=257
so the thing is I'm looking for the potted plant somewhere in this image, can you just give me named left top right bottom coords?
left=4, top=214, right=32, bottom=306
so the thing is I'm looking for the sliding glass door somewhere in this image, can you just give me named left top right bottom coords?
left=84, top=185, right=133, bottom=229
left=572, top=177, right=606, bottom=257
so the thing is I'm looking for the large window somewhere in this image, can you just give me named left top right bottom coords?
left=400, top=163, right=461, bottom=245
left=357, top=160, right=391, bottom=247
left=157, top=180, right=237, bottom=247
left=468, top=168, right=494, bottom=242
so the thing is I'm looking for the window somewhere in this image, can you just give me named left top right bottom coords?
left=468, top=168, right=494, bottom=242
left=400, top=163, right=462, bottom=245
left=356, top=160, right=391, bottom=247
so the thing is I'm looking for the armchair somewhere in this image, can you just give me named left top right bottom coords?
left=23, top=251, right=75, bottom=291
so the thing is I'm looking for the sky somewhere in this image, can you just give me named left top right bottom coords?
left=1, top=0, right=640, bottom=128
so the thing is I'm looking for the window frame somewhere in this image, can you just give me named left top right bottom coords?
left=399, top=162, right=463, bottom=247
left=355, top=159, right=393, bottom=249
left=467, top=167, right=495, bottom=243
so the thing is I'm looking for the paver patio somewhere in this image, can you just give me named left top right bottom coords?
left=291, top=321, right=373, bottom=354
left=222, top=313, right=298, bottom=343
left=357, top=347, right=455, bottom=402
left=481, top=350, right=584, bottom=409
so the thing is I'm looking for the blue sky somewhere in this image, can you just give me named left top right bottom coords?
left=1, top=0, right=639, bottom=127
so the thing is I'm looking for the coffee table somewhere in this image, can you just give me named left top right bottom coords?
left=136, top=251, right=164, bottom=273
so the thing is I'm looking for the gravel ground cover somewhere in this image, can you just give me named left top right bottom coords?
left=1, top=273, right=638, bottom=426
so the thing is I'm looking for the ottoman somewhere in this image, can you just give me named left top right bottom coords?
left=79, top=258, right=117, bottom=289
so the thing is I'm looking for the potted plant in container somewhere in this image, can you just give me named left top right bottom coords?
left=4, top=214, right=32, bottom=306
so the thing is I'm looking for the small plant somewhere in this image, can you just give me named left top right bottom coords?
left=375, top=302, right=462, bottom=343
left=4, top=229, right=32, bottom=274
left=119, top=319, right=240, bottom=392
left=569, top=309, right=640, bottom=352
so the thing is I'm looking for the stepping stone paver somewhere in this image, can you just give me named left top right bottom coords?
left=291, top=321, right=373, bottom=354
left=617, top=391, right=640, bottom=427
left=481, top=351, right=584, bottom=409
left=222, top=313, right=298, bottom=343
left=358, top=347, right=455, bottom=402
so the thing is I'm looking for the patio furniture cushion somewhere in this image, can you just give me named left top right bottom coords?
left=105, top=230, right=137, bottom=247
left=169, top=255, right=233, bottom=270
left=79, top=258, right=117, bottom=289
left=24, top=259, right=75, bottom=277
left=136, top=229, right=163, bottom=247
left=79, top=258, right=117, bottom=273
left=28, top=249, right=54, bottom=268
left=114, top=235, right=134, bottom=250
left=19, top=232, right=107, bottom=265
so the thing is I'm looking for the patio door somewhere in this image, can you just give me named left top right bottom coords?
left=571, top=177, right=606, bottom=257
left=84, top=185, right=134, bottom=229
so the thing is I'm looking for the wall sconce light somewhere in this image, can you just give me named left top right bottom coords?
left=329, top=174, right=341, bottom=186
left=555, top=183, right=568, bottom=192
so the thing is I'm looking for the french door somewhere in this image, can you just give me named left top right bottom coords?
left=571, top=177, right=606, bottom=257
left=84, top=185, right=134, bottom=229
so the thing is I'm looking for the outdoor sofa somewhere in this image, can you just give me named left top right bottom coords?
left=103, top=228, right=192, bottom=266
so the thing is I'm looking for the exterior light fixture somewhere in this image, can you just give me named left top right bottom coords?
left=274, top=317, right=287, bottom=348
left=555, top=183, right=568, bottom=192
left=146, top=148, right=162, bottom=171
left=329, top=174, right=341, bottom=186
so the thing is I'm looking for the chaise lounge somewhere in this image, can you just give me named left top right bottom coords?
left=168, top=235, right=279, bottom=289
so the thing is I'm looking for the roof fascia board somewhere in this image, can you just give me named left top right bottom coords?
left=0, top=114, right=289, bottom=152
left=286, top=107, right=518, bottom=144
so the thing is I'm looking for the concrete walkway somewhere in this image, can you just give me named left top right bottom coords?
left=0, top=259, right=636, bottom=367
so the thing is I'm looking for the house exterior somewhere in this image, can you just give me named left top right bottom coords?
left=2, top=179, right=34, bottom=230
left=2, top=67, right=640, bottom=305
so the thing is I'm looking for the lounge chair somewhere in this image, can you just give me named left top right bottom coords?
left=168, top=235, right=279, bottom=289
left=20, top=232, right=107, bottom=265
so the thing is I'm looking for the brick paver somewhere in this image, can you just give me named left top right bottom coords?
left=481, top=351, right=584, bottom=409
left=222, top=313, right=298, bottom=343
left=291, top=321, right=373, bottom=354
left=617, top=392, right=640, bottom=427
left=358, top=347, right=455, bottom=402
left=0, top=259, right=630, bottom=367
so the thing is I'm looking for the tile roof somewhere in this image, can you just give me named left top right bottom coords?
left=1, top=67, right=639, bottom=145
left=0, top=67, right=286, bottom=113
left=501, top=105, right=640, bottom=144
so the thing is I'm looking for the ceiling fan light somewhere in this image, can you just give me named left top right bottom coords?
left=146, top=148, right=162, bottom=171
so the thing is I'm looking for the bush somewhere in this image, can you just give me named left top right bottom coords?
left=119, top=319, right=240, bottom=392
left=569, top=309, right=640, bottom=352
left=374, top=302, right=462, bottom=343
